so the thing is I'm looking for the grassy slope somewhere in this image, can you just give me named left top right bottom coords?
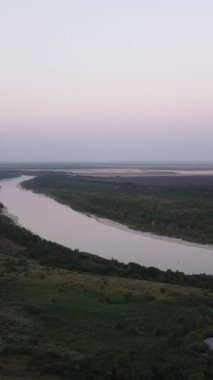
left=1, top=221, right=213, bottom=379
left=23, top=173, right=213, bottom=245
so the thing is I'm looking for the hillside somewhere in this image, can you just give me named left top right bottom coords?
left=1, top=210, right=213, bottom=379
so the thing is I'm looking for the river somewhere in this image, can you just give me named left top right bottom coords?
left=0, top=175, right=213, bottom=275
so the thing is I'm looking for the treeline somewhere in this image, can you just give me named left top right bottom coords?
left=1, top=211, right=213, bottom=289
left=23, top=173, right=213, bottom=245
left=0, top=170, right=21, bottom=180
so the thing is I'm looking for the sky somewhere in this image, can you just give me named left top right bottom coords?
left=0, top=0, right=213, bottom=162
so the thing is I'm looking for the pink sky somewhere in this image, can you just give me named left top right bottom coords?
left=0, top=0, right=213, bottom=161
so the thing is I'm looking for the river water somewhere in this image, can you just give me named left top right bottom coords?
left=0, top=175, right=213, bottom=275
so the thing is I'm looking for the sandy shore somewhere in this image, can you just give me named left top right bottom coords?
left=93, top=215, right=213, bottom=251
left=66, top=168, right=213, bottom=177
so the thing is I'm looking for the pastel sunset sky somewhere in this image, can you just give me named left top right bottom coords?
left=0, top=0, right=213, bottom=161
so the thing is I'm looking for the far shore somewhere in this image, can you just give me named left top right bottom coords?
left=1, top=175, right=213, bottom=255
left=13, top=175, right=213, bottom=252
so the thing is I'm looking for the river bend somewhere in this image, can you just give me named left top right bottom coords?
left=0, top=176, right=213, bottom=275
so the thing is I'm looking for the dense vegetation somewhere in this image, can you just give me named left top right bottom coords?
left=1, top=211, right=213, bottom=379
left=0, top=170, right=21, bottom=180
left=23, top=173, right=213, bottom=245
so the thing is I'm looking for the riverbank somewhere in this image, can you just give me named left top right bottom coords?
left=22, top=173, right=213, bottom=245
left=1, top=199, right=213, bottom=287
left=95, top=216, right=213, bottom=251
left=19, top=176, right=213, bottom=252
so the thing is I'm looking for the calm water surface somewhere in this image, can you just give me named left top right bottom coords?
left=0, top=176, right=213, bottom=275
